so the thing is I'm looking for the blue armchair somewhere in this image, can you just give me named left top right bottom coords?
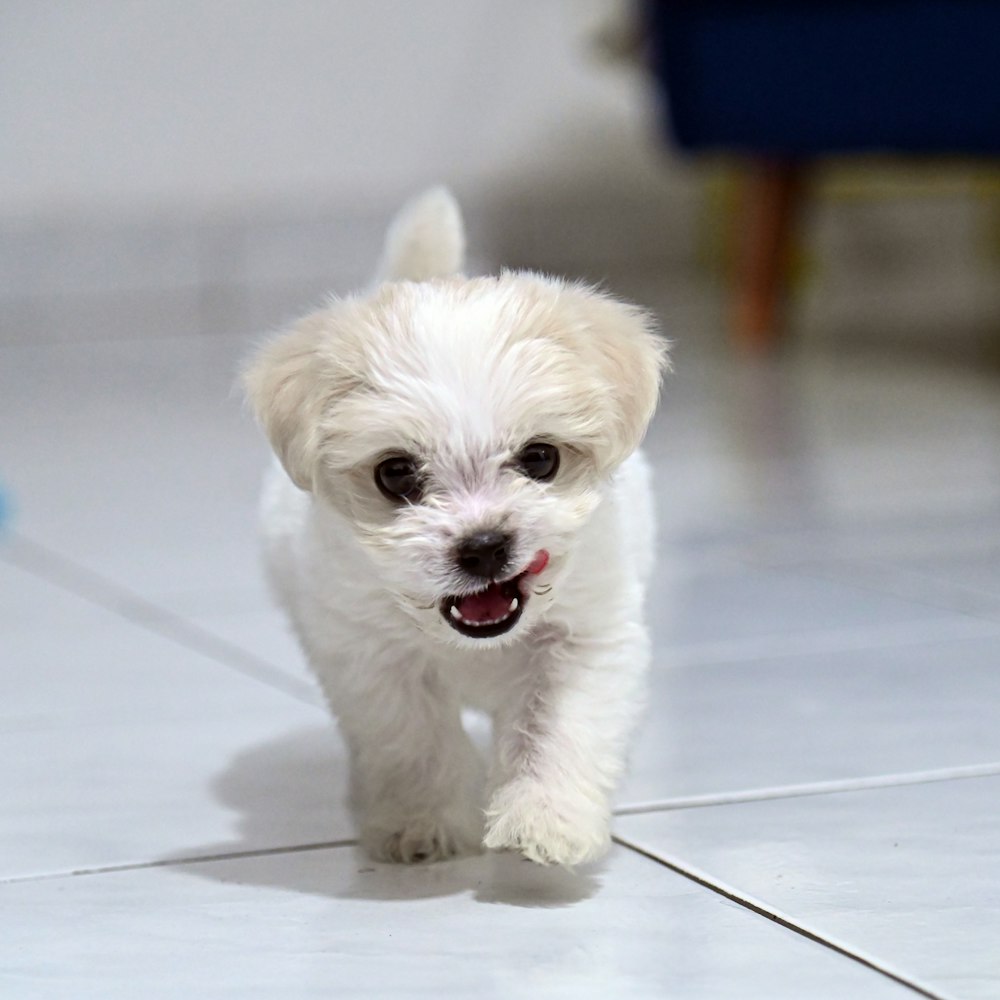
left=646, top=1, right=1000, bottom=349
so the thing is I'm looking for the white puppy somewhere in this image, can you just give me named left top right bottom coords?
left=243, top=188, right=668, bottom=866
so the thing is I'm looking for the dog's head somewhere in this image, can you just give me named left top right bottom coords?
left=243, top=189, right=668, bottom=648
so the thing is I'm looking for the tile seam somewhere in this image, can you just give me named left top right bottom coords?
left=612, top=835, right=951, bottom=1000
left=614, top=761, right=1000, bottom=816
left=0, top=839, right=359, bottom=887
left=2, top=534, right=322, bottom=708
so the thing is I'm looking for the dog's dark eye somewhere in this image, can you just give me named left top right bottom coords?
left=375, top=455, right=422, bottom=502
left=517, top=442, right=559, bottom=482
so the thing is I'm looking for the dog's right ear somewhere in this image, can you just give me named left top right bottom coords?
left=373, top=186, right=466, bottom=283
left=241, top=315, right=333, bottom=492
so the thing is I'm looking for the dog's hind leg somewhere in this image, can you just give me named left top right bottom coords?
left=310, top=645, right=485, bottom=864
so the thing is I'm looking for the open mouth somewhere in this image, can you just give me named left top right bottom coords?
left=440, top=550, right=549, bottom=640
left=441, top=575, right=525, bottom=638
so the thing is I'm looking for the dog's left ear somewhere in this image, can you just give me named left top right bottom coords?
left=560, top=285, right=670, bottom=474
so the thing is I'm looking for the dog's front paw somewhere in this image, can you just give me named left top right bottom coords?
left=362, top=812, right=483, bottom=864
left=482, top=778, right=611, bottom=867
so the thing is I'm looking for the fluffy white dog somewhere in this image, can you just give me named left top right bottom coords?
left=243, top=188, right=667, bottom=866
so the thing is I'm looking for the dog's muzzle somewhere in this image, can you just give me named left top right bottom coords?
left=440, top=549, right=549, bottom=639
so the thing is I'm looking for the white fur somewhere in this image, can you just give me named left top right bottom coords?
left=374, top=186, right=465, bottom=283
left=243, top=188, right=668, bottom=866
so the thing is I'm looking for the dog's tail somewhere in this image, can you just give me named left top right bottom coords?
left=373, top=186, right=466, bottom=283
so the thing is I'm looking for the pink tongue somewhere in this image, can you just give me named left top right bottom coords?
left=525, top=549, right=549, bottom=575
left=457, top=583, right=511, bottom=623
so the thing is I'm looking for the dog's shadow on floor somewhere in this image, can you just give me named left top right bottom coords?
left=166, top=726, right=602, bottom=909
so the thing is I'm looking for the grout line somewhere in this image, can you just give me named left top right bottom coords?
left=6, top=765, right=990, bottom=888
left=614, top=761, right=1000, bottom=817
left=0, top=839, right=359, bottom=887
left=611, top=835, right=951, bottom=1000
left=1, top=534, right=323, bottom=709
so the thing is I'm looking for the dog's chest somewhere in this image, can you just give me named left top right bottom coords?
left=435, top=640, right=533, bottom=712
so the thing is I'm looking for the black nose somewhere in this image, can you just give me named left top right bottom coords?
left=456, top=531, right=512, bottom=579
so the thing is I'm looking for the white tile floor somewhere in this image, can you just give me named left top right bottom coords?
left=2, top=259, right=1000, bottom=998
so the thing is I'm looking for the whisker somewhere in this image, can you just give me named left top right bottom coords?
left=533, top=585, right=553, bottom=596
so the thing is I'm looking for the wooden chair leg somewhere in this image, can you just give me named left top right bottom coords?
left=731, top=159, right=805, bottom=352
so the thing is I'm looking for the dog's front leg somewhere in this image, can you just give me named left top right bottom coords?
left=315, top=652, right=485, bottom=864
left=483, top=623, right=648, bottom=866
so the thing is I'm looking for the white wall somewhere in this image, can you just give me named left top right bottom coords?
left=1, top=0, right=672, bottom=223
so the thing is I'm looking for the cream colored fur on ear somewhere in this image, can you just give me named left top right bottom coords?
left=241, top=313, right=332, bottom=492
left=374, top=186, right=466, bottom=282
left=550, top=283, right=670, bottom=474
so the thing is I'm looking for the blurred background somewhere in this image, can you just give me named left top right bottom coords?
left=2, top=0, right=696, bottom=345
left=4, top=0, right=1000, bottom=360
